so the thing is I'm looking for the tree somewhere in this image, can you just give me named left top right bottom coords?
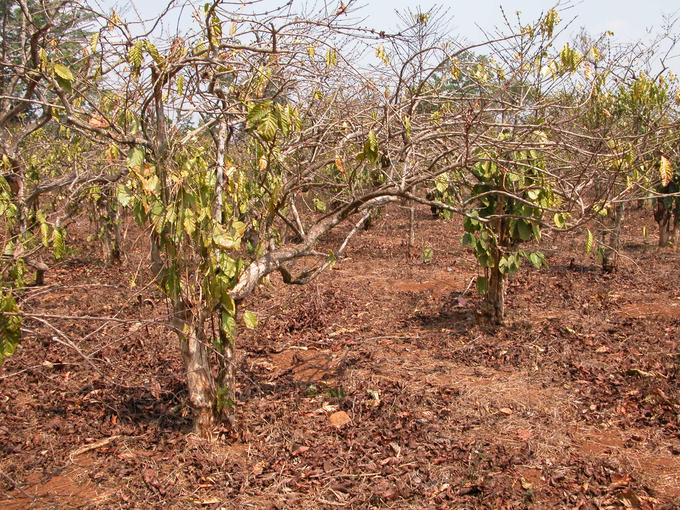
left=0, top=0, right=95, bottom=362
left=51, top=0, right=422, bottom=436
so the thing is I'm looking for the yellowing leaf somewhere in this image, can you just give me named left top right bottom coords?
left=54, top=64, right=73, bottom=81
left=325, top=48, right=337, bottom=67
left=660, top=155, right=673, bottom=187
left=90, top=32, right=99, bottom=53
left=243, top=311, right=258, bottom=329
left=585, top=228, right=594, bottom=255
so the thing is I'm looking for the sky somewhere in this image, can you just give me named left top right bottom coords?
left=358, top=0, right=678, bottom=43
left=94, top=0, right=680, bottom=71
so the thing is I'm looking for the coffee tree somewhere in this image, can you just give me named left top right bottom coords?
left=0, top=0, right=96, bottom=362
left=360, top=8, right=679, bottom=323
left=3, top=0, right=679, bottom=434
left=50, top=0, right=431, bottom=435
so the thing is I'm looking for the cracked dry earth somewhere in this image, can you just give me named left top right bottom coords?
left=1, top=203, right=680, bottom=509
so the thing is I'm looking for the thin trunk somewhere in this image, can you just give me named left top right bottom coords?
left=216, top=321, right=236, bottom=430
left=408, top=199, right=415, bottom=252
left=486, top=247, right=507, bottom=325
left=97, top=188, right=121, bottom=265
left=602, top=202, right=624, bottom=272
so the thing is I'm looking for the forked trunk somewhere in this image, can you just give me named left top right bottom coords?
left=171, top=302, right=236, bottom=437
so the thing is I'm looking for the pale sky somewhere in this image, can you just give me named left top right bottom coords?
left=358, top=0, right=679, bottom=43
left=95, top=0, right=680, bottom=71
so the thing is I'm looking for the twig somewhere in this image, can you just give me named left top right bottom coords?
left=461, top=277, right=476, bottom=296
left=70, top=435, right=120, bottom=460
left=0, top=469, right=36, bottom=502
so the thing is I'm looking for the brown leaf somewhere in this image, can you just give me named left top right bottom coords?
left=141, top=467, right=159, bottom=489
left=291, top=445, right=310, bottom=456
left=329, top=411, right=351, bottom=427
left=517, top=428, right=533, bottom=440
left=251, top=461, right=266, bottom=475
left=499, top=407, right=513, bottom=416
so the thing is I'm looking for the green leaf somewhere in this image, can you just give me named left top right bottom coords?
left=220, top=309, right=236, bottom=342
left=55, top=75, right=72, bottom=93
left=461, top=232, right=476, bottom=247
left=116, top=185, right=132, bottom=207
left=517, top=220, right=532, bottom=242
left=213, top=224, right=240, bottom=250
left=144, top=40, right=163, bottom=64
left=423, top=246, right=433, bottom=263
left=528, top=251, right=546, bottom=269
left=176, top=74, right=184, bottom=96
left=258, top=112, right=278, bottom=141
left=243, top=311, right=258, bottom=329
left=435, top=174, right=449, bottom=193
left=313, top=198, right=326, bottom=212
left=165, top=265, right=181, bottom=300
left=90, top=32, right=99, bottom=53
left=40, top=222, right=50, bottom=248
left=127, top=146, right=145, bottom=172
left=221, top=293, right=236, bottom=316
left=247, top=101, right=273, bottom=125
left=183, top=209, right=196, bottom=236
left=325, top=48, right=337, bottom=67
left=129, top=40, right=143, bottom=68
left=0, top=292, right=22, bottom=365
left=52, top=227, right=65, bottom=260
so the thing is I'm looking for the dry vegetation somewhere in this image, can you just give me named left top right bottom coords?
left=1, top=202, right=679, bottom=509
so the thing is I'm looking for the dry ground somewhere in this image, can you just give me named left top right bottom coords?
left=1, top=203, right=679, bottom=509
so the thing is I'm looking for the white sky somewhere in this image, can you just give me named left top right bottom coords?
left=360, top=0, right=678, bottom=42
left=95, top=0, right=680, bottom=71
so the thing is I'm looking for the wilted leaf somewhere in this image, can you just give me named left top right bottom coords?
left=329, top=411, right=351, bottom=427
left=660, top=155, right=673, bottom=187
left=335, top=154, right=344, bottom=175
left=291, top=445, right=309, bottom=456
left=517, top=428, right=533, bottom=440
left=585, top=228, right=594, bottom=255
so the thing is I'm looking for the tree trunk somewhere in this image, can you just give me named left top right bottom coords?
left=216, top=323, right=236, bottom=430
left=601, top=202, right=624, bottom=272
left=485, top=250, right=508, bottom=325
left=408, top=199, right=415, bottom=253
left=172, top=303, right=220, bottom=437
left=97, top=188, right=121, bottom=264
left=655, top=198, right=674, bottom=247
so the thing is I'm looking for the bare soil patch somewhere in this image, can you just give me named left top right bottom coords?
left=2, top=203, right=679, bottom=509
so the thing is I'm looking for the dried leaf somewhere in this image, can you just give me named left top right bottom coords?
left=329, top=411, right=351, bottom=427
left=291, top=445, right=309, bottom=456
left=660, top=155, right=673, bottom=187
